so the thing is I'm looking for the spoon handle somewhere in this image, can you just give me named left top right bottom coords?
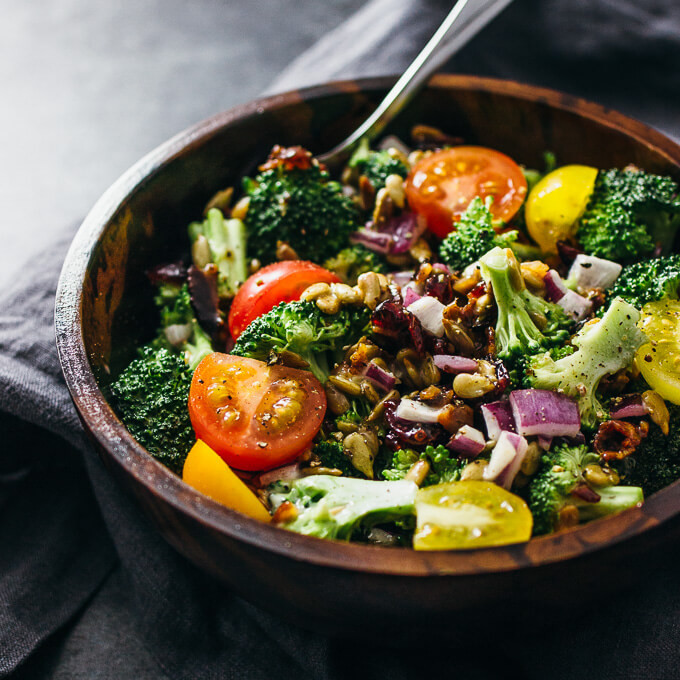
left=318, top=0, right=515, bottom=167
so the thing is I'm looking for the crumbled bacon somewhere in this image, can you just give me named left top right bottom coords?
left=594, top=419, right=649, bottom=462
left=259, top=145, right=316, bottom=172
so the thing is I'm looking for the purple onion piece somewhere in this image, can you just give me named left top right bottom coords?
left=387, top=213, right=427, bottom=254
left=610, top=394, right=649, bottom=419
left=480, top=400, right=516, bottom=442
left=537, top=435, right=553, bottom=451
left=390, top=270, right=415, bottom=288
left=509, top=389, right=581, bottom=438
left=484, top=431, right=528, bottom=489
left=433, top=355, right=479, bottom=374
left=350, top=229, right=393, bottom=254
left=544, top=269, right=568, bottom=302
left=403, top=286, right=422, bottom=307
left=557, top=289, right=593, bottom=321
left=447, top=425, right=486, bottom=458
left=257, top=462, right=302, bottom=487
left=147, top=261, right=187, bottom=285
left=363, top=362, right=396, bottom=392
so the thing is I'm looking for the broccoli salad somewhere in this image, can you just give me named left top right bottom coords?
left=111, top=129, right=680, bottom=550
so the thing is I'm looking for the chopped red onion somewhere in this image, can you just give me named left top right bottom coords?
left=571, top=484, right=601, bottom=503
left=257, top=462, right=302, bottom=487
left=610, top=394, right=648, bottom=419
left=544, top=269, right=568, bottom=302
left=395, top=398, right=443, bottom=424
left=164, top=323, right=193, bottom=347
left=568, top=254, right=622, bottom=291
left=480, top=400, right=516, bottom=443
left=483, top=431, right=528, bottom=489
left=389, top=270, right=415, bottom=288
left=509, top=389, right=581, bottom=438
left=557, top=288, right=593, bottom=321
left=431, top=263, right=451, bottom=275
left=389, top=213, right=428, bottom=254
left=406, top=296, right=445, bottom=337
left=433, top=355, right=479, bottom=374
left=403, top=286, right=422, bottom=307
left=537, top=435, right=553, bottom=451
left=350, top=229, right=392, bottom=254
left=363, top=362, right=396, bottom=392
left=447, top=425, right=486, bottom=458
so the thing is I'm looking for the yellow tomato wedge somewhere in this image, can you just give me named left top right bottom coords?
left=182, top=440, right=271, bottom=522
left=525, top=164, right=598, bottom=253
left=636, top=299, right=680, bottom=405
left=413, top=481, right=532, bottom=550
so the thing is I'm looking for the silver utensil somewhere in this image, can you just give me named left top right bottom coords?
left=318, top=0, right=515, bottom=169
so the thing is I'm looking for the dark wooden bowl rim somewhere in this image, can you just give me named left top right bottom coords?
left=55, top=75, right=680, bottom=577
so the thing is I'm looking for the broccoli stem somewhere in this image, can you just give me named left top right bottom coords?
left=575, top=485, right=643, bottom=522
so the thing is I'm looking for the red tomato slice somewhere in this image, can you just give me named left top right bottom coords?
left=405, top=146, right=528, bottom=238
left=228, top=261, right=341, bottom=339
left=189, top=353, right=326, bottom=471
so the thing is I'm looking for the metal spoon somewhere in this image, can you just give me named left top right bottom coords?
left=317, top=0, right=515, bottom=170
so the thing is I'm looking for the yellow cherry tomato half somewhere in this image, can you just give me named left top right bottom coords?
left=182, top=440, right=271, bottom=522
left=413, top=480, right=532, bottom=551
left=636, top=299, right=680, bottom=405
left=525, top=164, right=598, bottom=253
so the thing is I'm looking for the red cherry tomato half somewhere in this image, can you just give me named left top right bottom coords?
left=405, top=146, right=528, bottom=238
left=228, top=261, right=341, bottom=339
left=189, top=353, right=326, bottom=471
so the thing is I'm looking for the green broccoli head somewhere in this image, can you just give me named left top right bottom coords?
left=188, top=208, right=248, bottom=298
left=381, top=445, right=469, bottom=486
left=230, top=300, right=370, bottom=383
left=480, top=246, right=572, bottom=365
left=525, top=297, right=645, bottom=430
left=109, top=346, right=195, bottom=474
left=439, top=197, right=521, bottom=272
left=527, top=443, right=643, bottom=536
left=269, top=474, right=417, bottom=540
left=348, top=138, right=409, bottom=191
left=577, top=168, right=680, bottom=263
left=607, top=255, right=680, bottom=310
left=151, top=282, right=214, bottom=371
left=323, top=244, right=387, bottom=286
left=243, top=159, right=361, bottom=264
left=313, top=440, right=365, bottom=478
left=617, top=404, right=680, bottom=496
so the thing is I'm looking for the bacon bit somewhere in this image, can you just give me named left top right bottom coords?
left=571, top=484, right=601, bottom=503
left=594, top=419, right=649, bottom=462
left=259, top=145, right=315, bottom=172
left=271, top=501, right=298, bottom=524
left=359, top=175, right=376, bottom=210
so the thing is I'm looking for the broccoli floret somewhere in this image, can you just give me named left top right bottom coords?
left=439, top=197, right=522, bottom=271
left=480, top=247, right=571, bottom=366
left=230, top=300, right=370, bottom=384
left=381, top=445, right=469, bottom=486
left=151, top=282, right=213, bottom=371
left=527, top=443, right=643, bottom=535
left=243, top=153, right=361, bottom=264
left=323, top=245, right=387, bottom=285
left=313, top=440, right=364, bottom=478
left=525, top=297, right=645, bottom=430
left=188, top=208, right=248, bottom=298
left=348, top=138, right=409, bottom=191
left=269, top=475, right=417, bottom=540
left=577, top=168, right=680, bottom=263
left=618, top=405, right=680, bottom=496
left=110, top=346, right=195, bottom=474
left=607, top=255, right=680, bottom=309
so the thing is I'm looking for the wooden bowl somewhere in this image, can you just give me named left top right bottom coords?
left=55, top=75, right=680, bottom=634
